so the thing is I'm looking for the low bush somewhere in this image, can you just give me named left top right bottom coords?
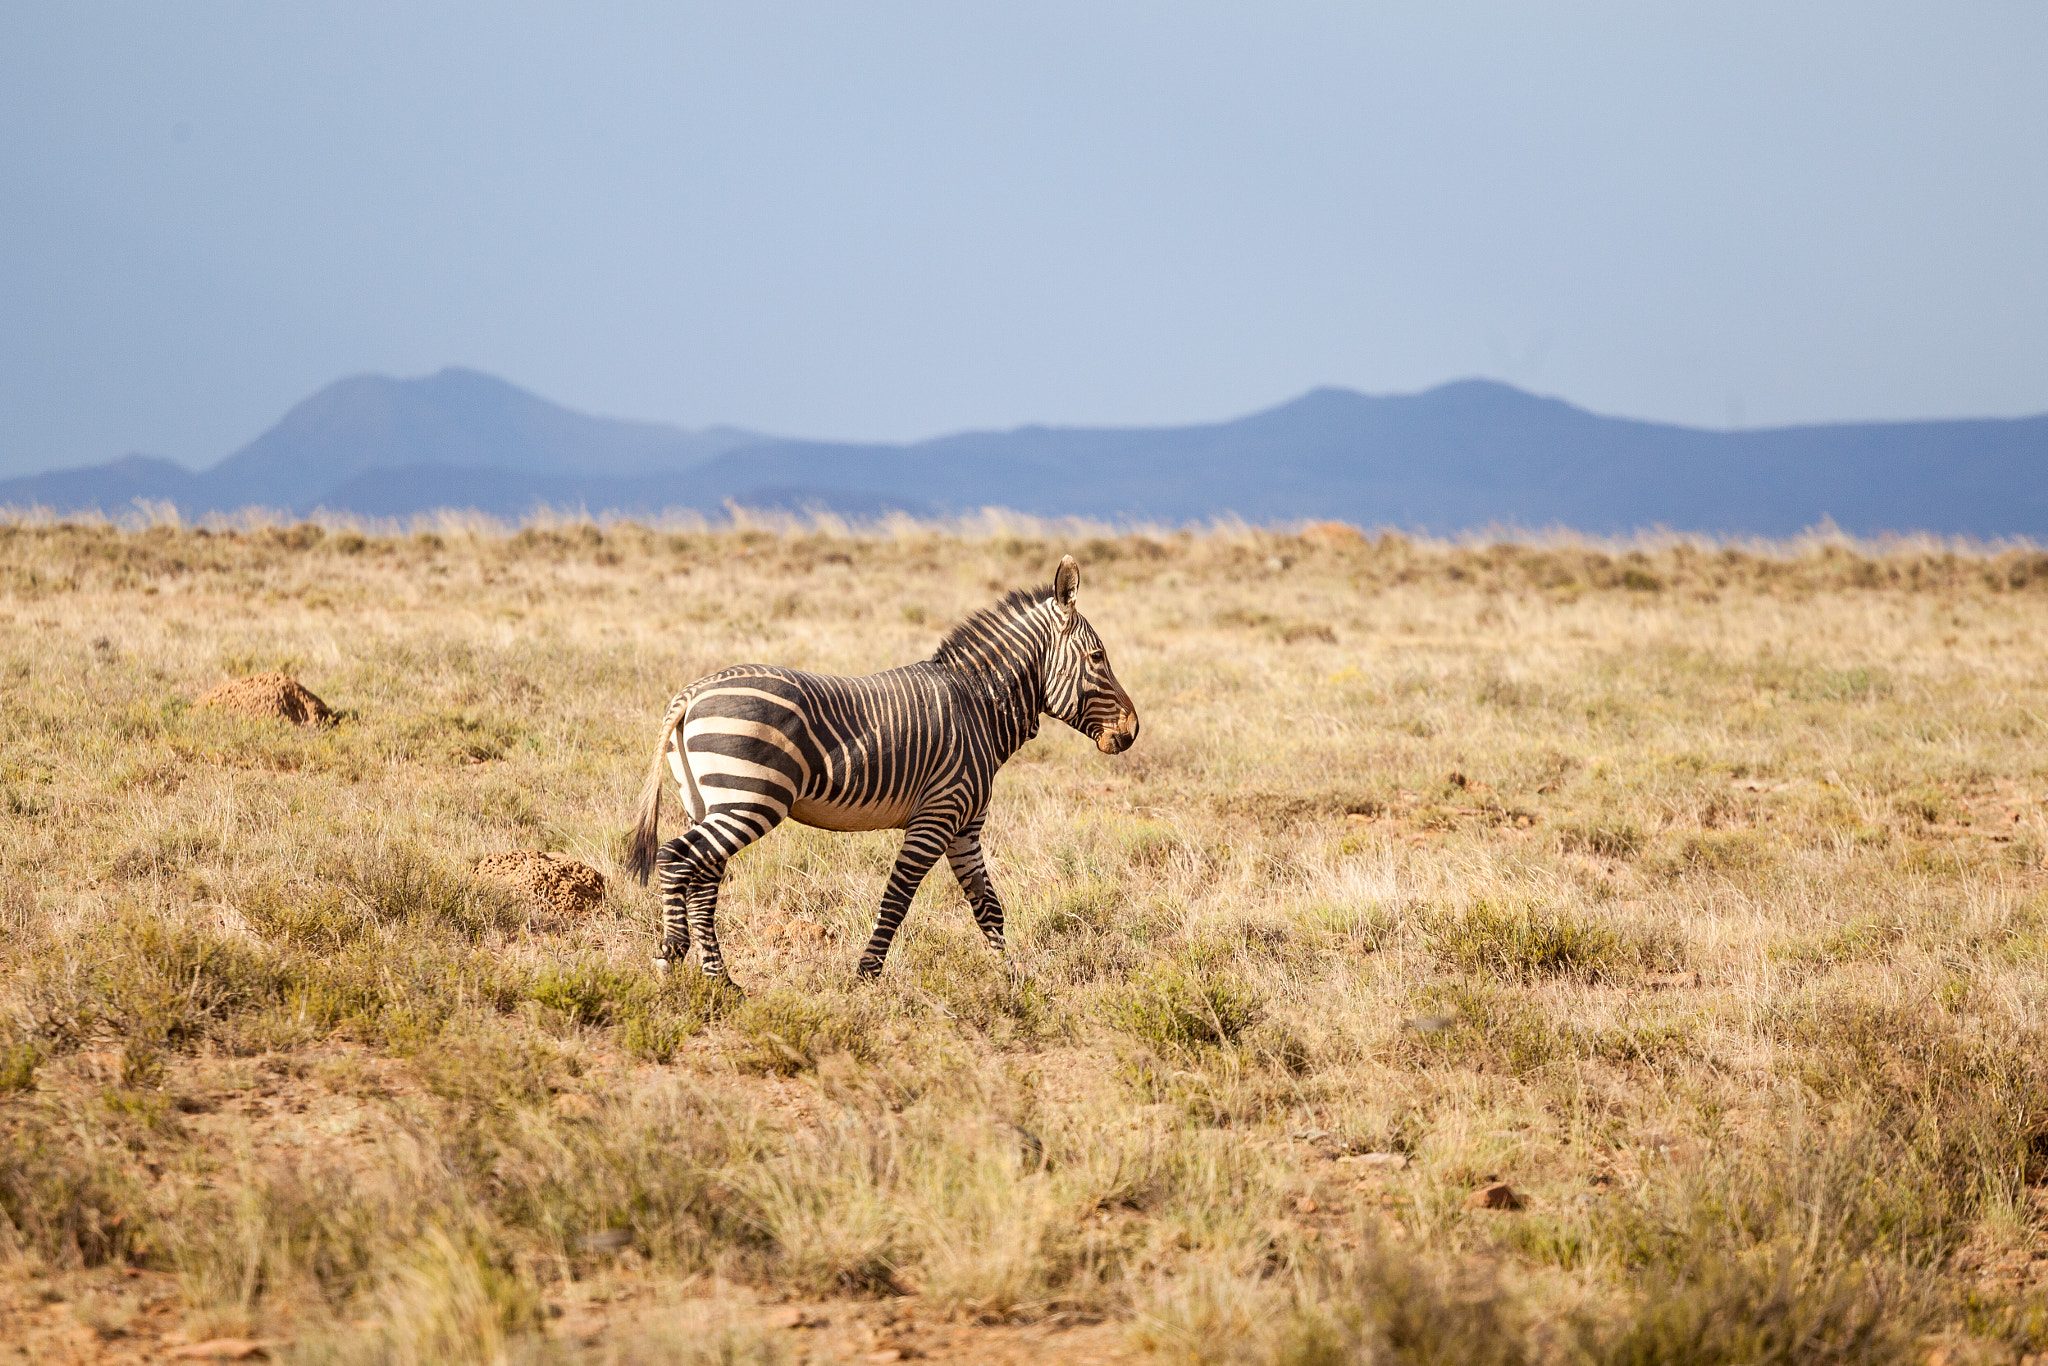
left=1421, top=900, right=1655, bottom=982
left=1680, top=831, right=1770, bottom=873
left=732, top=990, right=873, bottom=1076
left=0, top=1107, right=148, bottom=1267
left=1595, top=1246, right=1901, bottom=1366
left=1106, top=957, right=1264, bottom=1056
left=1560, top=821, right=1645, bottom=859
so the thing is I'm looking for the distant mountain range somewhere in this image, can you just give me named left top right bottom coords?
left=6, top=366, right=2046, bottom=536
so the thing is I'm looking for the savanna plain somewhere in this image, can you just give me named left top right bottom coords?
left=9, top=518, right=2048, bottom=1366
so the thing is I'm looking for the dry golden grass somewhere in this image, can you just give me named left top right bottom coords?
left=6, top=515, right=2048, bottom=1363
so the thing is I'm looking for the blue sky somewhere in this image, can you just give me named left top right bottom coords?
left=3, top=3, right=2044, bottom=475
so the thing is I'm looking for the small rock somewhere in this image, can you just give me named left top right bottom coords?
left=1403, top=1014, right=1455, bottom=1034
left=865, top=1352, right=905, bottom=1364
left=1465, top=1182, right=1524, bottom=1211
left=767, top=1307, right=805, bottom=1329
left=779, top=917, right=829, bottom=945
left=1294, top=1196, right=1318, bottom=1215
left=1289, top=1128, right=1331, bottom=1142
left=1350, top=1152, right=1409, bottom=1170
left=577, top=1229, right=631, bottom=1253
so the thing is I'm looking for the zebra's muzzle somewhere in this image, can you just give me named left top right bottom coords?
left=1096, top=710, right=1139, bottom=754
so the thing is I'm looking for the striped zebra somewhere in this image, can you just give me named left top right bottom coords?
left=626, top=555, right=1139, bottom=983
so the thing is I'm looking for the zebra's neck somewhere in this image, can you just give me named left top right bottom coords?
left=929, top=593, right=1057, bottom=759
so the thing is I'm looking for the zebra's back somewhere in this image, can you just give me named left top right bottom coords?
left=674, top=662, right=986, bottom=833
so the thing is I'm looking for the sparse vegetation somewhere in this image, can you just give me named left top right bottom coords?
left=4, top=514, right=2048, bottom=1361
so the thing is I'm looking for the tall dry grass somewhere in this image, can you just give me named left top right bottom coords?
left=5, top=515, right=2048, bottom=1362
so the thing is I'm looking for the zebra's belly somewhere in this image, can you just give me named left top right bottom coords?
left=790, top=793, right=915, bottom=832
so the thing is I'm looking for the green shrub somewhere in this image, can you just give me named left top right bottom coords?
left=617, top=972, right=736, bottom=1063
left=0, top=1111, right=147, bottom=1266
left=1891, top=786, right=1950, bottom=825
left=0, top=1037, right=41, bottom=1092
left=340, top=842, right=526, bottom=940
left=732, top=991, right=871, bottom=1076
left=1422, top=900, right=1638, bottom=982
left=1560, top=821, right=1645, bottom=859
left=397, top=710, right=528, bottom=764
left=1394, top=981, right=1566, bottom=1075
left=1791, top=666, right=1893, bottom=703
left=1595, top=1247, right=1899, bottom=1366
left=530, top=961, right=643, bottom=1026
left=1680, top=832, right=1769, bottom=873
left=406, top=1020, right=569, bottom=1111
left=915, top=938, right=1055, bottom=1039
left=1042, top=878, right=1123, bottom=936
left=1765, top=997, right=2048, bottom=1242
left=1094, top=816, right=1181, bottom=870
left=1620, top=567, right=1664, bottom=593
left=21, top=910, right=292, bottom=1054
left=1107, top=958, right=1263, bottom=1055
left=1302, top=902, right=1402, bottom=952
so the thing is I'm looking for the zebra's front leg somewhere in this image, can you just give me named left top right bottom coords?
left=945, top=815, right=1006, bottom=954
left=858, top=811, right=958, bottom=978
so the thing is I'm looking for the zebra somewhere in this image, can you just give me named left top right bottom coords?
left=626, top=555, right=1139, bottom=984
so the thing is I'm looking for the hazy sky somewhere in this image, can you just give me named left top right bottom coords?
left=4, top=4, right=2045, bottom=475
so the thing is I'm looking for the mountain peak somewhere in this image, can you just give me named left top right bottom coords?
left=190, top=368, right=766, bottom=510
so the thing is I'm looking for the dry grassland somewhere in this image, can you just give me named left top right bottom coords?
left=7, top=517, right=2048, bottom=1364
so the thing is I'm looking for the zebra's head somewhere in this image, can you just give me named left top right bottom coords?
left=1043, top=555, right=1140, bottom=754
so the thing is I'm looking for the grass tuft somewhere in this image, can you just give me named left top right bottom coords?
left=1107, top=956, right=1264, bottom=1055
left=1420, top=900, right=1656, bottom=982
left=732, top=990, right=873, bottom=1075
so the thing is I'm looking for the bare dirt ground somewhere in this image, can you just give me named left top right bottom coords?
left=8, top=517, right=2048, bottom=1364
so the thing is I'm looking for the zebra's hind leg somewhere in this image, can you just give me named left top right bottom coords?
left=657, top=811, right=774, bottom=989
left=685, top=880, right=735, bottom=987
left=652, top=836, right=695, bottom=971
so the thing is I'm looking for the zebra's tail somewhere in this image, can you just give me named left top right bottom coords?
left=627, top=692, right=691, bottom=885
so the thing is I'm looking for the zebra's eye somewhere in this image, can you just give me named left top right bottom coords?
left=1089, top=649, right=1105, bottom=665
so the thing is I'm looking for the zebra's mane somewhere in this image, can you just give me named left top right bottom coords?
left=930, top=584, right=1055, bottom=666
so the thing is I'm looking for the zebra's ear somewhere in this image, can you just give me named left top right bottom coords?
left=1053, top=555, right=1081, bottom=633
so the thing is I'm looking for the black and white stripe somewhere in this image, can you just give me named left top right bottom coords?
left=627, top=555, right=1139, bottom=982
